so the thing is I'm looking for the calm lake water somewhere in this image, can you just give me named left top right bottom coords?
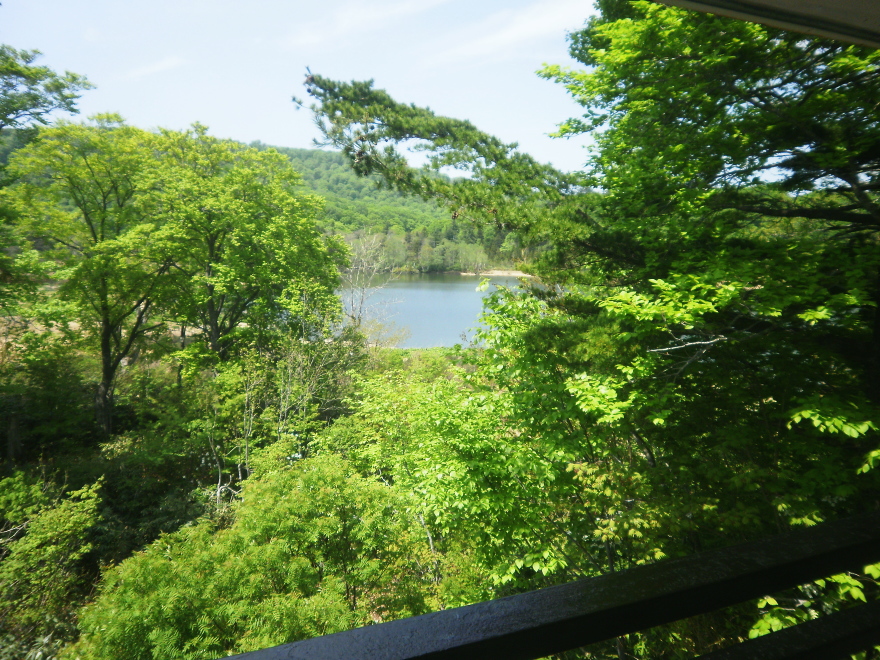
left=343, top=273, right=522, bottom=348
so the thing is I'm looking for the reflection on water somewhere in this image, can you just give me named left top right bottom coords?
left=342, top=273, right=522, bottom=348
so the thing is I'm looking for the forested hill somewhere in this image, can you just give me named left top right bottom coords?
left=252, top=143, right=519, bottom=271
left=254, top=144, right=448, bottom=235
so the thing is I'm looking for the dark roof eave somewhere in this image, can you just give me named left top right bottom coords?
left=656, top=0, right=880, bottom=48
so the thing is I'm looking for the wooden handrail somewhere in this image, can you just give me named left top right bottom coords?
left=225, top=512, right=880, bottom=660
left=697, top=598, right=880, bottom=660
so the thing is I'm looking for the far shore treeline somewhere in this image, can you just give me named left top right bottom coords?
left=1, top=3, right=879, bottom=659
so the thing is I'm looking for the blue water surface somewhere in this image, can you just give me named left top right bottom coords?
left=344, top=273, right=522, bottom=348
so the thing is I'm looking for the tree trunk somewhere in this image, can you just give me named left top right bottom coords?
left=95, top=380, right=113, bottom=436
left=6, top=407, right=21, bottom=463
left=97, top=314, right=115, bottom=436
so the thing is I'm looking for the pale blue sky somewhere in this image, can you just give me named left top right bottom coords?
left=2, top=0, right=596, bottom=171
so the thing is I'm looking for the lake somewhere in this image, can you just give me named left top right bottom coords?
left=342, top=273, right=523, bottom=348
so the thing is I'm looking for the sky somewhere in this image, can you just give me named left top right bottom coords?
left=2, top=0, right=597, bottom=172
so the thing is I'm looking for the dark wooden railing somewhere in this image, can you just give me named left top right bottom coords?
left=225, top=512, right=880, bottom=660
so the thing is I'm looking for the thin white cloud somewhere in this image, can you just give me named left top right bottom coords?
left=282, top=0, right=454, bottom=48
left=124, top=56, right=186, bottom=80
left=429, top=0, right=592, bottom=65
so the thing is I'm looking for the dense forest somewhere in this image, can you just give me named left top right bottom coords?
left=1, top=2, right=879, bottom=659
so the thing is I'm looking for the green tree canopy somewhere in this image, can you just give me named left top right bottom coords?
left=154, top=126, right=347, bottom=360
left=4, top=115, right=168, bottom=435
left=70, top=455, right=435, bottom=660
left=0, top=44, right=92, bottom=315
left=3, top=119, right=347, bottom=433
left=543, top=1, right=880, bottom=234
left=0, top=45, right=92, bottom=131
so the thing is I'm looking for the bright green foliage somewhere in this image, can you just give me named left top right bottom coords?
left=0, top=206, right=43, bottom=316
left=0, top=45, right=92, bottom=130
left=0, top=41, right=94, bottom=315
left=540, top=0, right=880, bottom=524
left=0, top=481, right=101, bottom=660
left=154, top=127, right=346, bottom=359
left=4, top=116, right=169, bottom=434
left=318, top=325, right=613, bottom=586
left=123, top=325, right=366, bottom=510
left=69, top=455, right=435, bottom=660
left=313, top=365, right=501, bottom=605
left=3, top=119, right=347, bottom=436
left=565, top=269, right=879, bottom=525
left=0, top=470, right=59, bottom=531
left=537, top=0, right=880, bottom=409
left=0, top=115, right=367, bottom=657
left=750, top=569, right=873, bottom=639
left=305, top=5, right=880, bottom=655
left=542, top=2, right=880, bottom=235
left=315, top=276, right=879, bottom=655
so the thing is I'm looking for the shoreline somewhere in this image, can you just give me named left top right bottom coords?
left=459, top=269, right=531, bottom=277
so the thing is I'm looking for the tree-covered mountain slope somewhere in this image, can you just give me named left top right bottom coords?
left=254, top=144, right=520, bottom=271
left=261, top=145, right=448, bottom=234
